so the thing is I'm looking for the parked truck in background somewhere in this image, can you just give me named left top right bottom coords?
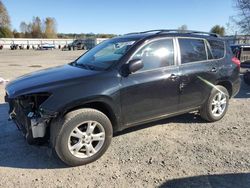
left=62, top=38, right=108, bottom=51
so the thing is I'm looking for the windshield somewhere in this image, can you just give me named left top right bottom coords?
left=74, top=38, right=136, bottom=70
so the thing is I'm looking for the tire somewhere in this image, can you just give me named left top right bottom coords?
left=200, top=85, right=229, bottom=122
left=244, top=72, right=250, bottom=85
left=50, top=108, right=113, bottom=166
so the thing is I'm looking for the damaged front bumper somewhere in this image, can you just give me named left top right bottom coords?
left=5, top=92, right=58, bottom=144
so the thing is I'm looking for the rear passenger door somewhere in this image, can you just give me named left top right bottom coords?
left=178, top=38, right=219, bottom=110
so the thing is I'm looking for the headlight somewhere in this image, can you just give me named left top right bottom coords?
left=18, top=92, right=51, bottom=111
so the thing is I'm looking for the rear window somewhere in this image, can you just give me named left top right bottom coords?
left=179, top=38, right=207, bottom=64
left=208, top=40, right=225, bottom=59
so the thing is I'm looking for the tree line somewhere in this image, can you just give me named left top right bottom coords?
left=57, top=33, right=117, bottom=39
left=15, top=17, right=57, bottom=38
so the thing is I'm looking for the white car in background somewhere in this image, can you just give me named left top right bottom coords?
left=39, top=43, right=56, bottom=50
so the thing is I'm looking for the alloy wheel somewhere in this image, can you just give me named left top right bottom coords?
left=211, top=92, right=227, bottom=117
left=68, top=121, right=105, bottom=158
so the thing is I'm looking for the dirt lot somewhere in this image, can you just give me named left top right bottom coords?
left=0, top=49, right=249, bottom=188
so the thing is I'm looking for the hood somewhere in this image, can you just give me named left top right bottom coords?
left=6, top=64, right=97, bottom=98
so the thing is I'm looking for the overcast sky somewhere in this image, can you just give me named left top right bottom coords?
left=2, top=0, right=236, bottom=34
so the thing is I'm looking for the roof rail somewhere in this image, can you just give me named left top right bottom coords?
left=125, top=29, right=219, bottom=37
left=124, top=30, right=165, bottom=35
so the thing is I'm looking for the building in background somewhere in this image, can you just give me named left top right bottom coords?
left=0, top=38, right=108, bottom=49
left=0, top=38, right=74, bottom=49
left=223, top=35, right=250, bottom=45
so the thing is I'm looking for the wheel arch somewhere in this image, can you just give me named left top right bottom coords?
left=61, top=100, right=120, bottom=131
left=216, top=80, right=233, bottom=98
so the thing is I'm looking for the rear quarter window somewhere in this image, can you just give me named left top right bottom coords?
left=208, top=39, right=225, bottom=59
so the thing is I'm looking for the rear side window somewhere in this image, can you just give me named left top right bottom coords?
left=208, top=40, right=225, bottom=59
left=179, top=38, right=207, bottom=64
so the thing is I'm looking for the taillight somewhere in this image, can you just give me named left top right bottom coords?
left=232, top=56, right=241, bottom=68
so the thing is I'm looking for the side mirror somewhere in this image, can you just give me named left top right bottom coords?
left=128, top=59, right=143, bottom=73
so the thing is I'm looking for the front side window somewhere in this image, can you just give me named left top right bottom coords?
left=75, top=38, right=136, bottom=70
left=179, top=38, right=207, bottom=64
left=132, top=39, right=174, bottom=71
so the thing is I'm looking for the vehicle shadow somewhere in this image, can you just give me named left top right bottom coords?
left=0, top=103, right=66, bottom=169
left=0, top=102, right=204, bottom=169
left=159, top=173, right=250, bottom=188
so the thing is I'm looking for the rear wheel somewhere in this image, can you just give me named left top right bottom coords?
left=200, top=85, right=229, bottom=122
left=51, top=108, right=113, bottom=166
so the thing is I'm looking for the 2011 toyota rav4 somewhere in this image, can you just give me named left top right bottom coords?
left=5, top=30, right=241, bottom=166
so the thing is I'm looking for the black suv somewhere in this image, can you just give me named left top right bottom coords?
left=5, top=30, right=241, bottom=166
left=63, top=39, right=87, bottom=51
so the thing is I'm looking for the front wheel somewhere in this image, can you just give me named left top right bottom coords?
left=51, top=108, right=113, bottom=166
left=200, top=85, right=229, bottom=122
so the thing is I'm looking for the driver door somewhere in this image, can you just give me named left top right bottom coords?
left=120, top=38, right=180, bottom=126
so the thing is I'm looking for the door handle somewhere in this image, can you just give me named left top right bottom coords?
left=210, top=67, right=217, bottom=72
left=170, top=74, right=179, bottom=80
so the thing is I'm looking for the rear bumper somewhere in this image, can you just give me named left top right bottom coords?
left=231, top=77, right=241, bottom=98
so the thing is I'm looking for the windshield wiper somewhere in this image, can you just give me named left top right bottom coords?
left=83, top=64, right=96, bottom=70
left=73, top=63, right=101, bottom=71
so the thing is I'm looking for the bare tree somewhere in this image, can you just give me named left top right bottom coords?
left=20, top=21, right=33, bottom=38
left=226, top=16, right=238, bottom=35
left=0, top=0, right=12, bottom=38
left=20, top=21, right=28, bottom=33
left=234, top=0, right=250, bottom=34
left=31, top=16, right=42, bottom=38
left=13, top=29, right=21, bottom=38
left=0, top=0, right=10, bottom=27
left=44, top=17, right=57, bottom=38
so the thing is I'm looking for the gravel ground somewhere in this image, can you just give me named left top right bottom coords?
left=0, top=49, right=249, bottom=188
